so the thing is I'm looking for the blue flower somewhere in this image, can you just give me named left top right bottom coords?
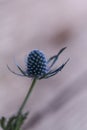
left=26, top=50, right=48, bottom=78
left=7, top=47, right=69, bottom=79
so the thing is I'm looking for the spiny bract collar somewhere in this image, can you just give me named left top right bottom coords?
left=7, top=47, right=69, bottom=79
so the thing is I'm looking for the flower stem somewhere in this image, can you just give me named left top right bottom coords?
left=14, top=78, right=37, bottom=130
left=17, top=78, right=37, bottom=116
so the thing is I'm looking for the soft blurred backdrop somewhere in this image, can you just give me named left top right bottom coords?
left=0, top=0, right=87, bottom=130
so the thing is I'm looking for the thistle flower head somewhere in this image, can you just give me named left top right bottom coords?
left=7, top=47, right=69, bottom=79
left=26, top=50, right=47, bottom=78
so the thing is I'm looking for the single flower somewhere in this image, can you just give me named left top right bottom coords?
left=0, top=47, right=69, bottom=130
left=7, top=47, right=69, bottom=79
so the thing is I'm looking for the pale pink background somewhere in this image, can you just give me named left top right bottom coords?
left=0, top=0, right=87, bottom=130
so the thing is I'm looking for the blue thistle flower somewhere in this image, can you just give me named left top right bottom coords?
left=26, top=50, right=47, bottom=78
left=7, top=47, right=69, bottom=79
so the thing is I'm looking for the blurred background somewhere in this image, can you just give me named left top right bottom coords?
left=0, top=0, right=87, bottom=130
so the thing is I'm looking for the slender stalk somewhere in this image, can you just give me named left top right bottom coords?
left=17, top=78, right=37, bottom=115
left=14, top=78, right=37, bottom=130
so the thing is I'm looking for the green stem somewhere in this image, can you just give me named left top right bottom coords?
left=15, top=78, right=37, bottom=130
left=18, top=78, right=37, bottom=115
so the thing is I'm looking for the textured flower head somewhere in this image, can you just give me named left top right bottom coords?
left=7, top=47, right=69, bottom=79
left=26, top=50, right=47, bottom=78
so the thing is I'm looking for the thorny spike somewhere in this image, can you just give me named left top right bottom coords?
left=14, top=58, right=27, bottom=76
left=7, top=65, right=26, bottom=77
left=16, top=64, right=27, bottom=76
left=47, top=47, right=67, bottom=70
left=44, top=58, right=70, bottom=79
